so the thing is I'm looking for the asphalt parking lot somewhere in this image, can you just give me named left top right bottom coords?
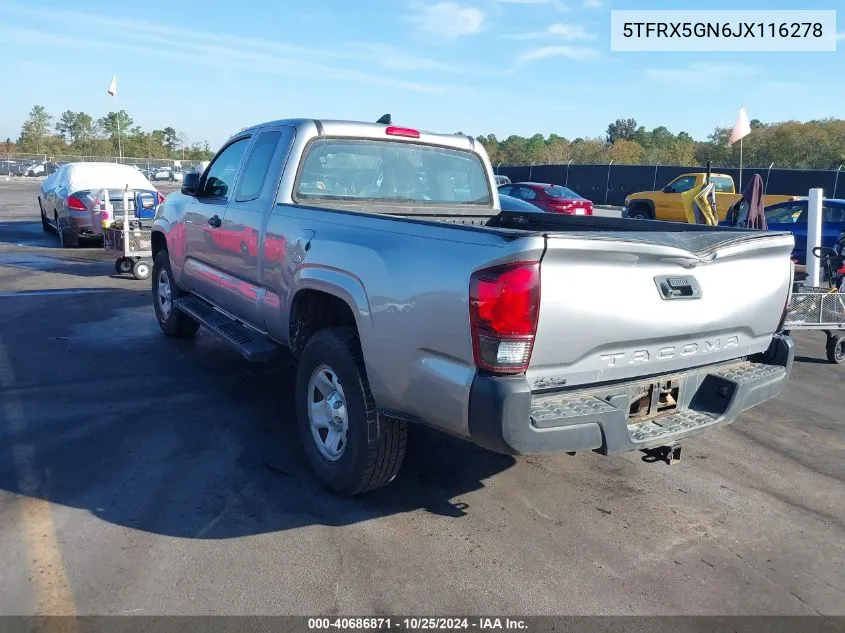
left=0, top=178, right=843, bottom=616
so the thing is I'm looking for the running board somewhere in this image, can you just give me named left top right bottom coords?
left=175, top=296, right=279, bottom=362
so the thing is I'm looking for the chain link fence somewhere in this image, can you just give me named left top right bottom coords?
left=2, top=152, right=207, bottom=177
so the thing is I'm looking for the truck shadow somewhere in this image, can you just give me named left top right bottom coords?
left=0, top=287, right=515, bottom=540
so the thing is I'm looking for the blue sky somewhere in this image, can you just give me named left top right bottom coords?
left=0, top=0, right=842, bottom=151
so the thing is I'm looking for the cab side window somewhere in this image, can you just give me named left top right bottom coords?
left=236, top=131, right=283, bottom=202
left=199, top=138, right=250, bottom=199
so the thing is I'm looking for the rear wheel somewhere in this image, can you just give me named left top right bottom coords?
left=152, top=250, right=199, bottom=337
left=55, top=213, right=78, bottom=248
left=295, top=327, right=407, bottom=495
left=115, top=257, right=133, bottom=274
left=826, top=335, right=845, bottom=364
left=39, top=198, right=50, bottom=232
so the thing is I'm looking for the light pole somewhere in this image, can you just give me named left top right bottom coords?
left=764, top=162, right=775, bottom=195
left=605, top=160, right=614, bottom=206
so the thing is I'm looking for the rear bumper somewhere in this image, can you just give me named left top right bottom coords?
left=467, top=334, right=794, bottom=455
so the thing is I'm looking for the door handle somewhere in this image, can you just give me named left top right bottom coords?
left=208, top=215, right=221, bottom=228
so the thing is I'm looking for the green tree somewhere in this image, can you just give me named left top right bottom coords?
left=606, top=118, right=638, bottom=144
left=606, top=139, right=645, bottom=164
left=97, top=111, right=134, bottom=152
left=570, top=138, right=606, bottom=164
left=162, top=127, right=179, bottom=155
left=17, top=105, right=53, bottom=153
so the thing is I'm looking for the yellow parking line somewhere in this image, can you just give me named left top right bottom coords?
left=0, top=339, right=77, bottom=622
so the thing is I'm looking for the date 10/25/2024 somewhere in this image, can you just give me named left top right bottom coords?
left=307, top=618, right=529, bottom=631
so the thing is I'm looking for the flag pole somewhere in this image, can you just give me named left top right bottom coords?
left=739, top=136, right=743, bottom=191
left=116, top=97, right=123, bottom=163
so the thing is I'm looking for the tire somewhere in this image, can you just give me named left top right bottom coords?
left=826, top=335, right=845, bottom=364
left=55, top=213, right=78, bottom=248
left=628, top=204, right=652, bottom=220
left=115, top=257, right=133, bottom=274
left=295, top=327, right=407, bottom=495
left=132, top=259, right=151, bottom=281
left=39, top=198, right=50, bottom=232
left=152, top=250, right=200, bottom=337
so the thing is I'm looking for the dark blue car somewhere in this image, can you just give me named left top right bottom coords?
left=722, top=198, right=845, bottom=265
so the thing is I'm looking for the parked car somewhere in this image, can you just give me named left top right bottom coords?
left=623, top=173, right=794, bottom=222
left=498, top=182, right=593, bottom=215
left=499, top=193, right=541, bottom=212
left=719, top=198, right=845, bottom=265
left=150, top=117, right=795, bottom=496
left=26, top=161, right=60, bottom=177
left=494, top=174, right=511, bottom=186
left=150, top=167, right=183, bottom=182
left=39, top=162, right=165, bottom=247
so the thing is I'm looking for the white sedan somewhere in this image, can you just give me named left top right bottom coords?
left=149, top=168, right=183, bottom=182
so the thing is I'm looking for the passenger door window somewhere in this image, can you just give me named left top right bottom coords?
left=498, top=185, right=514, bottom=197
left=766, top=204, right=805, bottom=224
left=199, top=138, right=250, bottom=200
left=664, top=176, right=696, bottom=193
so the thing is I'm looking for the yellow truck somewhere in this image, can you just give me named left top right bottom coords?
left=622, top=172, right=794, bottom=222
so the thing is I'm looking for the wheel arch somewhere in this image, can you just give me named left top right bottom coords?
left=628, top=198, right=656, bottom=219
left=287, top=269, right=372, bottom=360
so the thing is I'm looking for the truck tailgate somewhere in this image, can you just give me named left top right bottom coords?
left=528, top=230, right=794, bottom=389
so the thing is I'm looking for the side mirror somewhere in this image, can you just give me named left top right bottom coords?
left=181, top=171, right=201, bottom=196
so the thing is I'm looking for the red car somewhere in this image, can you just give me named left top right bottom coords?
left=498, top=182, right=593, bottom=215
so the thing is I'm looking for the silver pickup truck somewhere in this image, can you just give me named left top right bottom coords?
left=150, top=117, right=796, bottom=495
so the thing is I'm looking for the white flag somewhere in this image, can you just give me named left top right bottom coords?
left=107, top=75, right=118, bottom=97
left=729, top=106, right=750, bottom=145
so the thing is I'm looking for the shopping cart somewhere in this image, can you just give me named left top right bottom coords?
left=102, top=190, right=154, bottom=280
left=782, top=239, right=845, bottom=364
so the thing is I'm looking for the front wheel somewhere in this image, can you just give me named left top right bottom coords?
left=826, top=335, right=845, bottom=364
left=628, top=205, right=652, bottom=220
left=295, top=327, right=407, bottom=495
left=152, top=250, right=199, bottom=337
left=132, top=259, right=151, bottom=280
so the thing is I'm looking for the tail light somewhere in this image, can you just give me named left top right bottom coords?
left=157, top=191, right=166, bottom=205
left=385, top=126, right=420, bottom=138
left=469, top=261, right=541, bottom=374
left=548, top=203, right=573, bottom=214
left=67, top=195, right=86, bottom=211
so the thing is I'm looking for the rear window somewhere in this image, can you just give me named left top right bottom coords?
left=295, top=138, right=491, bottom=206
left=544, top=186, right=582, bottom=199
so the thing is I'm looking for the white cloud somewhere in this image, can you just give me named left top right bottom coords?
left=517, top=45, right=599, bottom=63
left=765, top=81, right=805, bottom=92
left=504, top=22, right=593, bottom=40
left=644, top=63, right=756, bottom=85
left=0, top=4, right=455, bottom=94
left=405, top=2, right=486, bottom=38
left=493, top=0, right=569, bottom=10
